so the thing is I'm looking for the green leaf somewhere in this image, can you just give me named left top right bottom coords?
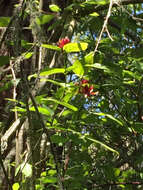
left=83, top=51, right=94, bottom=64
left=12, top=183, right=20, bottom=190
left=49, top=4, right=61, bottom=12
left=41, top=44, right=61, bottom=51
left=63, top=43, right=88, bottom=53
left=0, top=81, right=13, bottom=92
left=11, top=107, right=26, bottom=112
left=114, top=168, right=120, bottom=177
left=86, top=136, right=119, bottom=155
left=41, top=171, right=46, bottom=177
left=40, top=79, right=69, bottom=88
left=36, top=14, right=54, bottom=25
left=0, top=17, right=10, bottom=27
left=72, top=60, right=84, bottom=77
left=133, top=62, right=143, bottom=71
left=95, top=0, right=109, bottom=5
left=66, top=52, right=94, bottom=74
left=66, top=128, right=119, bottom=155
left=49, top=126, right=118, bottom=154
left=21, top=163, right=32, bottom=177
left=51, top=134, right=68, bottom=144
left=89, top=12, right=99, bottom=17
left=40, top=68, right=65, bottom=76
left=30, top=106, right=54, bottom=116
left=85, top=63, right=111, bottom=72
left=5, top=99, right=25, bottom=106
left=15, top=165, right=21, bottom=177
left=48, top=169, right=57, bottom=176
left=131, top=122, right=143, bottom=133
left=123, top=70, right=141, bottom=80
left=123, top=80, right=135, bottom=85
left=28, top=68, right=65, bottom=80
left=41, top=176, right=57, bottom=184
left=42, top=97, right=78, bottom=111
left=94, top=112, right=123, bottom=126
left=81, top=0, right=109, bottom=6
left=0, top=56, right=10, bottom=67
left=21, top=40, right=33, bottom=48
left=22, top=52, right=33, bottom=59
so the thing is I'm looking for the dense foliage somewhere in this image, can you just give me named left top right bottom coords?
left=0, top=0, right=143, bottom=190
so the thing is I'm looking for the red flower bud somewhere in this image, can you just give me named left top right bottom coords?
left=81, top=79, right=89, bottom=84
left=58, top=37, right=70, bottom=48
left=79, top=79, right=97, bottom=97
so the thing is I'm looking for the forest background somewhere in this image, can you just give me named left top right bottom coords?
left=0, top=0, right=143, bottom=190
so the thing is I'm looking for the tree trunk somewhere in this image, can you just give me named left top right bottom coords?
left=0, top=0, right=74, bottom=189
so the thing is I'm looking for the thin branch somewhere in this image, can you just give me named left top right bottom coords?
left=78, top=0, right=143, bottom=17
left=24, top=77, right=65, bottom=190
left=105, top=26, right=114, bottom=41
left=0, top=134, right=13, bottom=190
left=94, top=0, right=113, bottom=53
left=10, top=60, right=18, bottom=120
left=98, top=15, right=140, bottom=42
left=0, top=156, right=13, bottom=190
left=93, top=181, right=143, bottom=188
left=1, top=119, right=21, bottom=153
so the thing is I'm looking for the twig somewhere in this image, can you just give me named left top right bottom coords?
left=0, top=156, right=13, bottom=190
left=0, top=134, right=13, bottom=190
left=94, top=0, right=113, bottom=54
left=78, top=0, right=143, bottom=17
left=23, top=76, right=65, bottom=190
left=93, top=181, right=143, bottom=188
left=1, top=119, right=22, bottom=155
left=105, top=26, right=114, bottom=41
left=10, top=60, right=18, bottom=120
left=29, top=89, right=65, bottom=190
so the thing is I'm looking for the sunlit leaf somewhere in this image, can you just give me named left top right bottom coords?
left=72, top=60, right=84, bottom=77
left=36, top=14, right=54, bottom=25
left=83, top=51, right=94, bottom=64
left=11, top=107, right=26, bottom=112
left=41, top=176, right=57, bottom=183
left=114, top=168, right=120, bottom=177
left=42, top=97, right=78, bottom=111
left=49, top=4, right=61, bottom=12
left=63, top=43, right=88, bottom=53
left=89, top=12, right=99, bottom=17
left=30, top=106, right=54, bottom=116
left=28, top=68, right=65, bottom=80
left=41, top=44, right=61, bottom=51
left=48, top=169, right=57, bottom=176
left=123, top=70, right=141, bottom=80
left=40, top=68, right=65, bottom=76
left=81, top=0, right=109, bottom=6
left=21, top=163, right=32, bottom=177
left=12, top=183, right=20, bottom=190
left=22, top=52, right=33, bottom=59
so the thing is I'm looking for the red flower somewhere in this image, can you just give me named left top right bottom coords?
left=79, top=79, right=97, bottom=97
left=81, top=79, right=89, bottom=84
left=58, top=37, right=70, bottom=48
